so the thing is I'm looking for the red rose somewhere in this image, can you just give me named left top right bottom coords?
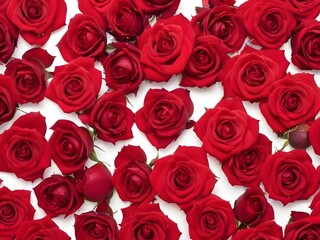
left=15, top=216, right=70, bottom=240
left=137, top=14, right=194, bottom=82
left=219, top=46, right=289, bottom=102
left=7, top=0, right=66, bottom=45
left=0, top=14, right=18, bottom=64
left=135, top=88, right=194, bottom=148
left=180, top=35, right=228, bottom=88
left=234, top=187, right=274, bottom=227
left=238, top=0, right=296, bottom=48
left=284, top=216, right=320, bottom=239
left=134, top=0, right=180, bottom=19
left=119, top=203, right=181, bottom=239
left=194, top=98, right=259, bottom=162
left=192, top=5, right=246, bottom=53
left=74, top=211, right=119, bottom=240
left=150, top=146, right=216, bottom=212
left=284, top=0, right=320, bottom=21
left=310, top=191, right=320, bottom=216
left=0, top=0, right=9, bottom=17
left=49, top=120, right=94, bottom=175
left=34, top=174, right=84, bottom=218
left=0, top=186, right=35, bottom=239
left=232, top=221, right=283, bottom=240
left=291, top=20, right=320, bottom=70
left=46, top=57, right=102, bottom=113
left=260, top=150, right=319, bottom=205
left=309, top=118, right=320, bottom=155
left=79, top=91, right=134, bottom=143
left=259, top=73, right=320, bottom=134
left=0, top=112, right=51, bottom=181
left=208, top=0, right=235, bottom=7
left=102, top=42, right=143, bottom=94
left=187, top=194, right=237, bottom=240
left=222, top=134, right=272, bottom=187
left=57, top=14, right=106, bottom=62
left=0, top=74, right=18, bottom=125
left=112, top=145, right=154, bottom=204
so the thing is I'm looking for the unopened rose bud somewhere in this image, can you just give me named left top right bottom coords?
left=288, top=124, right=310, bottom=149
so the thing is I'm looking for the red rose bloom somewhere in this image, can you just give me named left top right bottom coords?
left=310, top=191, right=320, bottom=216
left=137, top=14, right=194, bottom=82
left=284, top=216, right=320, bottom=239
left=194, top=98, right=259, bottom=162
left=134, top=0, right=180, bottom=19
left=208, top=0, right=235, bottom=7
left=119, top=203, right=181, bottom=239
left=259, top=73, right=320, bottom=134
left=0, top=112, right=51, bottom=181
left=0, top=186, right=35, bottom=240
left=283, top=0, right=320, bottom=21
left=260, top=150, right=319, bottom=205
left=0, top=14, right=18, bottom=64
left=34, top=174, right=84, bottom=218
left=0, top=74, right=18, bottom=125
left=239, top=0, right=296, bottom=48
left=309, top=118, right=320, bottom=155
left=135, top=88, right=194, bottom=149
left=7, top=0, right=66, bottom=45
left=15, top=216, right=70, bottom=240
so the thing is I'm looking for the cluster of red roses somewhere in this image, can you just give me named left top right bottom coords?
left=0, top=0, right=320, bottom=239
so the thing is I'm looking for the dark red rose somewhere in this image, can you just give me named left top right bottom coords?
left=34, top=174, right=84, bottom=218
left=0, top=14, right=18, bottom=64
left=102, top=42, right=143, bottom=94
left=46, top=57, right=102, bottom=113
left=192, top=5, right=246, bottom=53
left=0, top=112, right=51, bottom=181
left=187, top=194, right=237, bottom=240
left=234, top=187, right=274, bottom=227
left=79, top=91, right=134, bottom=143
left=309, top=118, right=320, bottom=155
left=137, top=14, right=194, bottom=82
left=15, top=216, right=70, bottom=240
left=222, top=134, right=272, bottom=187
left=106, top=0, right=148, bottom=40
left=194, top=98, right=259, bottom=162
left=150, top=146, right=216, bottom=212
left=0, top=186, right=35, bottom=239
left=284, top=216, right=320, bottom=239
left=310, top=191, right=320, bottom=216
left=134, top=0, right=180, bottom=19
left=74, top=211, right=119, bottom=240
left=119, top=203, right=181, bottom=239
left=208, top=0, right=235, bottom=8
left=291, top=20, right=320, bottom=70
left=76, top=163, right=113, bottom=202
left=57, top=14, right=106, bottom=62
left=232, top=221, right=283, bottom=240
left=219, top=46, right=289, bottom=102
left=49, top=119, right=94, bottom=175
left=260, top=150, right=319, bottom=205
left=259, top=73, right=320, bottom=134
left=238, top=0, right=296, bottom=49
left=7, top=0, right=66, bottom=45
left=283, top=0, right=320, bottom=21
left=135, top=88, right=194, bottom=148
left=112, top=145, right=154, bottom=204
left=288, top=124, right=311, bottom=149
left=180, top=35, right=228, bottom=88
left=0, top=74, right=18, bottom=125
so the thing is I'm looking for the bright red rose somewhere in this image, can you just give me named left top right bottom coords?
left=34, top=174, right=84, bottom=218
left=74, top=211, right=119, bottom=240
left=309, top=118, right=320, bottom=155
left=187, top=194, right=237, bottom=240
left=194, top=98, right=259, bottom=162
left=291, top=20, right=320, bottom=70
left=79, top=91, right=134, bottom=143
left=284, top=216, right=320, bottom=239
left=46, top=57, right=102, bottom=113
left=192, top=5, right=246, bottom=53
left=137, top=14, right=194, bottom=82
left=260, top=150, right=319, bottom=205
left=310, top=191, right=320, bottom=216
left=0, top=112, right=51, bottom=181
left=49, top=120, right=94, bottom=175
left=239, top=0, right=296, bottom=48
left=7, top=0, right=66, bottom=45
left=0, top=74, right=18, bottom=125
left=150, top=146, right=216, bottom=212
left=119, top=203, right=181, bottom=239
left=15, top=216, right=70, bottom=240
left=0, top=0, right=9, bottom=17
left=135, top=88, right=194, bottom=149
left=0, top=14, right=18, bottom=64
left=57, top=14, right=106, bottom=62
left=112, top=145, right=154, bottom=204
left=259, top=73, right=320, bottom=134
left=134, top=0, right=180, bottom=19
left=283, top=0, right=320, bottom=21
left=219, top=46, right=289, bottom=102
left=181, top=35, right=228, bottom=88
left=0, top=186, right=35, bottom=239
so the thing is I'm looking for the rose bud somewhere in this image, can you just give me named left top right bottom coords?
left=76, top=163, right=113, bottom=202
left=288, top=124, right=311, bottom=149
